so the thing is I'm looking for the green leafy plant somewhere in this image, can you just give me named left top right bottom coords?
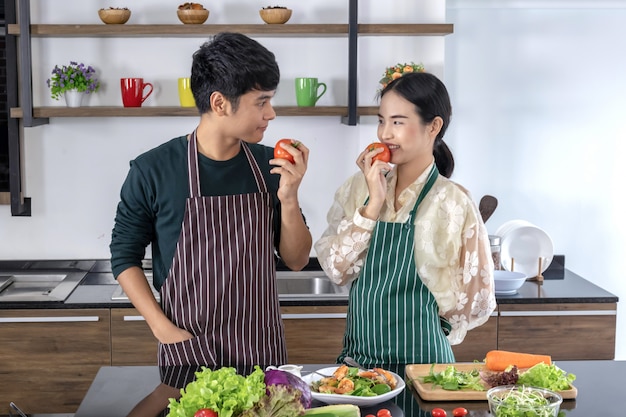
left=379, top=62, right=425, bottom=90
left=46, top=61, right=100, bottom=100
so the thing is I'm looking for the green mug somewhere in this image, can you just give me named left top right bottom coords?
left=295, top=77, right=327, bottom=107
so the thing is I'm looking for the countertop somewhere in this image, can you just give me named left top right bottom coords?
left=0, top=258, right=619, bottom=309
left=73, top=361, right=625, bottom=417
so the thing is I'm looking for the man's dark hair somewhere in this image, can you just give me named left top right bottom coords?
left=190, top=32, right=280, bottom=113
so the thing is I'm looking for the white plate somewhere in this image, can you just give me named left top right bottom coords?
left=301, top=366, right=405, bottom=406
left=501, top=225, right=554, bottom=277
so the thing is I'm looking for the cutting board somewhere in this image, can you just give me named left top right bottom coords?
left=405, top=363, right=578, bottom=401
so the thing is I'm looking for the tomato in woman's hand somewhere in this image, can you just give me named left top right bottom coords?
left=431, top=408, right=447, bottom=417
left=376, top=409, right=392, bottom=417
left=452, top=407, right=468, bottom=417
left=193, top=409, right=218, bottom=417
left=274, top=138, right=300, bottom=163
left=365, top=142, right=391, bottom=163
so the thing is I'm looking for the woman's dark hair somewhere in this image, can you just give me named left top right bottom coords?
left=191, top=32, right=280, bottom=114
left=380, top=72, right=455, bottom=178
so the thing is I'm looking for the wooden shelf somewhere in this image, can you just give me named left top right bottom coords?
left=7, top=23, right=453, bottom=37
left=10, top=106, right=380, bottom=118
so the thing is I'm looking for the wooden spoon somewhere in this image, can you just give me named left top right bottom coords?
left=479, top=195, right=498, bottom=223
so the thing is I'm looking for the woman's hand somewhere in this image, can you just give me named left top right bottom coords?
left=356, top=146, right=392, bottom=220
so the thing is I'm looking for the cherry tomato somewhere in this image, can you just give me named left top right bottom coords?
left=365, top=415, right=377, bottom=417
left=193, top=409, right=218, bottom=417
left=365, top=142, right=391, bottom=163
left=431, top=408, right=447, bottom=417
left=452, top=407, right=468, bottom=417
left=377, top=409, right=392, bottom=417
left=274, top=138, right=300, bottom=163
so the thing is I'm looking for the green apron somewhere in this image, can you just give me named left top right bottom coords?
left=338, top=165, right=455, bottom=367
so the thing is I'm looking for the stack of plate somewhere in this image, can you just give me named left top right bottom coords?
left=494, top=220, right=554, bottom=278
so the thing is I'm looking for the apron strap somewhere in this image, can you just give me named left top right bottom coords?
left=187, top=133, right=269, bottom=197
left=405, top=164, right=439, bottom=228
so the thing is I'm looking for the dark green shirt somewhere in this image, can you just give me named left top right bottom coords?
left=110, top=136, right=283, bottom=290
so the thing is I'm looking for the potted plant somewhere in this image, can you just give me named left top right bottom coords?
left=379, top=62, right=425, bottom=91
left=46, top=61, right=100, bottom=107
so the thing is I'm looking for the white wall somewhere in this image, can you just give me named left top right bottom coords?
left=445, top=0, right=626, bottom=360
left=0, top=0, right=623, bottom=359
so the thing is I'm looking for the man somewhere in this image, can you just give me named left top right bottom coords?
left=110, top=32, right=312, bottom=416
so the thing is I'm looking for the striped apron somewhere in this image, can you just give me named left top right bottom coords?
left=158, top=131, right=287, bottom=387
left=338, top=165, right=455, bottom=367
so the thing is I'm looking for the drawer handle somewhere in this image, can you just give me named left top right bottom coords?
left=123, top=315, right=146, bottom=322
left=0, top=316, right=100, bottom=323
left=500, top=310, right=617, bottom=317
left=282, top=313, right=347, bottom=319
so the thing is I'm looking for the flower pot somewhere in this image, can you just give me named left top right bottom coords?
left=64, top=91, right=85, bottom=107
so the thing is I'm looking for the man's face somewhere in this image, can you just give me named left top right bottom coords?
left=225, top=89, right=277, bottom=144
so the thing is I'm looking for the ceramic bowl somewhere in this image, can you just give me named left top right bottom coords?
left=487, top=385, right=562, bottom=417
left=98, top=8, right=131, bottom=24
left=177, top=9, right=210, bottom=24
left=259, top=8, right=292, bottom=24
left=494, top=270, right=527, bottom=295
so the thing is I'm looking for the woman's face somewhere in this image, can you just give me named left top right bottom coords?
left=377, top=90, right=439, bottom=168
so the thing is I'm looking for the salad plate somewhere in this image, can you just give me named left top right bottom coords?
left=301, top=366, right=405, bottom=406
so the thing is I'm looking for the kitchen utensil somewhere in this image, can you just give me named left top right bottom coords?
left=301, top=366, right=405, bottom=406
left=405, top=363, right=577, bottom=401
left=479, top=195, right=498, bottom=223
left=487, top=385, right=562, bottom=417
left=259, top=7, right=293, bottom=24
left=494, top=270, right=527, bottom=295
left=120, top=78, right=153, bottom=108
left=500, top=225, right=553, bottom=277
left=295, top=77, right=327, bottom=107
left=342, top=356, right=368, bottom=371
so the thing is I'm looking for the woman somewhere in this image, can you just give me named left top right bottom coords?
left=314, top=72, right=496, bottom=367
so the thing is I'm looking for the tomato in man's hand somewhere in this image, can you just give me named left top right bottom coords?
left=274, top=138, right=301, bottom=164
left=193, top=408, right=218, bottom=417
left=365, top=142, right=391, bottom=163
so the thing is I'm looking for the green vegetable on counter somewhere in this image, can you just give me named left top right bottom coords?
left=167, top=366, right=266, bottom=417
left=421, top=364, right=485, bottom=391
left=302, top=404, right=361, bottom=417
left=490, top=386, right=558, bottom=417
left=517, top=363, right=576, bottom=391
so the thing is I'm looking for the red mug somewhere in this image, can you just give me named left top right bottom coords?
left=120, top=78, right=154, bottom=107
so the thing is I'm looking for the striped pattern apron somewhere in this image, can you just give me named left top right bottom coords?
left=339, top=165, right=455, bottom=367
left=158, top=131, right=287, bottom=387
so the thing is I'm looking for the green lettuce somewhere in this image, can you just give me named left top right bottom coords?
left=517, top=363, right=576, bottom=391
left=167, top=366, right=266, bottom=417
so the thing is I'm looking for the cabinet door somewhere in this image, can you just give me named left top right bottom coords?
left=451, top=313, right=498, bottom=362
left=281, top=306, right=347, bottom=364
left=0, top=309, right=111, bottom=413
left=498, top=303, right=617, bottom=360
left=111, top=308, right=158, bottom=365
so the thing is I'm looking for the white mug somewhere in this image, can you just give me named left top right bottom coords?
left=266, top=364, right=303, bottom=378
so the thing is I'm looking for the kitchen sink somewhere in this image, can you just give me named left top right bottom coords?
left=0, top=272, right=86, bottom=302
left=110, top=270, right=348, bottom=301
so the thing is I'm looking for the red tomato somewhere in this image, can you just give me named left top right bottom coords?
left=274, top=138, right=300, bottom=163
left=431, top=408, right=447, bottom=417
left=452, top=408, right=468, bottom=417
left=365, top=415, right=377, bottom=417
left=365, top=142, right=391, bottom=163
left=376, top=409, right=392, bottom=417
left=193, top=409, right=218, bottom=417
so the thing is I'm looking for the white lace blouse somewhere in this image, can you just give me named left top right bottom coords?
left=314, top=162, right=497, bottom=345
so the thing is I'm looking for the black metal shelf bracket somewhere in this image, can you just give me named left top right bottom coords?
left=6, top=0, right=31, bottom=215
left=342, top=0, right=358, bottom=126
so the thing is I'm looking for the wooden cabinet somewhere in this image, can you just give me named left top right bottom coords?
left=111, top=308, right=158, bottom=366
left=498, top=302, right=617, bottom=360
left=451, top=314, right=498, bottom=362
left=281, top=305, right=347, bottom=364
left=0, top=308, right=111, bottom=413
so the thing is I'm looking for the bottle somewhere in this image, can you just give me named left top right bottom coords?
left=489, top=235, right=502, bottom=270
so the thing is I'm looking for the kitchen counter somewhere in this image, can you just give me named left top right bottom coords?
left=0, top=258, right=618, bottom=309
left=74, top=361, right=624, bottom=417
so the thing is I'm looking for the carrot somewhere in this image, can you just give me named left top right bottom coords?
left=484, top=350, right=552, bottom=371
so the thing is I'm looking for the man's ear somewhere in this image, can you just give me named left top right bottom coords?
left=210, top=91, right=229, bottom=115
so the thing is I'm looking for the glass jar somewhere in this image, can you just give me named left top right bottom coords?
left=489, top=235, right=502, bottom=270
